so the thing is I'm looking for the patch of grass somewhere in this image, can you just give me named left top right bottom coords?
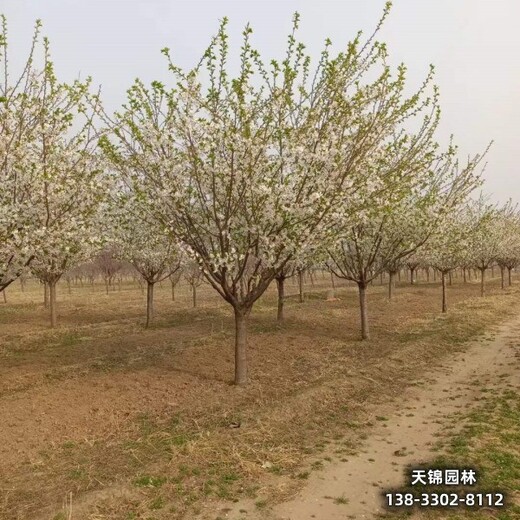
left=149, top=496, right=165, bottom=510
left=59, top=331, right=81, bottom=347
left=133, top=475, right=167, bottom=488
left=311, top=460, right=324, bottom=471
left=384, top=385, right=520, bottom=519
left=333, top=494, right=349, bottom=505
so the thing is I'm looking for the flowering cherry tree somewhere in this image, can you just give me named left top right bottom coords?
left=274, top=263, right=297, bottom=322
left=184, top=261, right=204, bottom=308
left=494, top=203, right=520, bottom=288
left=465, top=197, right=503, bottom=297
left=327, top=140, right=484, bottom=339
left=113, top=200, right=183, bottom=326
left=0, top=17, right=46, bottom=291
left=1, top=18, right=106, bottom=326
left=102, top=7, right=483, bottom=382
left=421, top=208, right=475, bottom=312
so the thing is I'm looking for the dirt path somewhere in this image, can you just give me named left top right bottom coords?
left=214, top=315, right=520, bottom=520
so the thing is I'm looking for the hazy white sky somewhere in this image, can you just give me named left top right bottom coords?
left=2, top=0, right=519, bottom=203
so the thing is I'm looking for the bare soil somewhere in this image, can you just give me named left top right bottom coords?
left=210, top=312, right=520, bottom=520
left=0, top=273, right=518, bottom=519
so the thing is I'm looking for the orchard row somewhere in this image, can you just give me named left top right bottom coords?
left=1, top=7, right=517, bottom=383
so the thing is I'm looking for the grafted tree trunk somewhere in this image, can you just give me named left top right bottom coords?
left=146, top=281, right=154, bottom=328
left=169, top=271, right=181, bottom=301
left=49, top=280, right=57, bottom=328
left=276, top=276, right=285, bottom=322
left=357, top=281, right=369, bottom=340
left=234, top=307, right=250, bottom=385
left=388, top=271, right=396, bottom=300
left=298, top=270, right=305, bottom=303
left=441, top=271, right=447, bottom=313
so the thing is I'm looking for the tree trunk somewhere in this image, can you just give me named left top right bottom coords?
left=410, top=267, right=415, bottom=285
left=276, top=277, right=285, bottom=322
left=2, top=290, right=6, bottom=304
left=298, top=270, right=304, bottom=303
left=441, top=271, right=447, bottom=313
left=234, top=307, right=250, bottom=385
left=426, top=268, right=430, bottom=282
left=357, top=282, right=369, bottom=340
left=508, top=267, right=512, bottom=286
left=388, top=271, right=395, bottom=300
left=330, top=271, right=335, bottom=289
left=44, top=282, right=49, bottom=308
left=500, top=266, right=505, bottom=289
left=463, top=268, right=467, bottom=283
left=104, top=278, right=109, bottom=295
left=491, top=265, right=495, bottom=278
left=480, top=268, right=485, bottom=296
left=433, top=269, right=437, bottom=282
left=49, top=280, right=57, bottom=328
left=192, top=284, right=197, bottom=307
left=170, top=279, right=176, bottom=301
left=146, top=281, right=154, bottom=328
left=448, top=271, right=452, bottom=286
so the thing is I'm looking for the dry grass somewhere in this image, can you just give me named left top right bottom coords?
left=0, top=271, right=518, bottom=519
left=383, top=386, right=520, bottom=520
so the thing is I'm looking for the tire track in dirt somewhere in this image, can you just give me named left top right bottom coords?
left=213, top=315, right=520, bottom=520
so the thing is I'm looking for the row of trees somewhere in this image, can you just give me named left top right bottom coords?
left=1, top=6, right=516, bottom=383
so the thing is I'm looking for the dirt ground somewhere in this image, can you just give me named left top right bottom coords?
left=208, top=311, right=520, bottom=520
left=0, top=271, right=518, bottom=519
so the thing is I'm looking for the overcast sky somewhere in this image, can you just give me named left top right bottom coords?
left=2, top=0, right=519, bottom=203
